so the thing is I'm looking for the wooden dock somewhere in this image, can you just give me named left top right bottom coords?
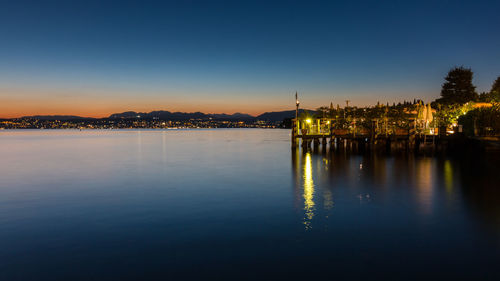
left=291, top=118, right=442, bottom=154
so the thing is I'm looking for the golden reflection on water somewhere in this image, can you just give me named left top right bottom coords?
left=292, top=150, right=336, bottom=229
left=290, top=148, right=500, bottom=236
left=303, top=152, right=315, bottom=229
left=444, top=160, right=453, bottom=194
left=415, top=158, right=433, bottom=215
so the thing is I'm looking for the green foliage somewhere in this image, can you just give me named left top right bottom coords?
left=303, top=68, right=499, bottom=135
left=490, top=76, right=500, bottom=102
left=338, top=104, right=414, bottom=130
left=458, top=104, right=500, bottom=136
left=434, top=103, right=474, bottom=127
left=438, top=67, right=478, bottom=105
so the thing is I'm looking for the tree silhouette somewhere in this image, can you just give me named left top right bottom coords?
left=438, top=67, right=477, bottom=104
left=315, top=106, right=329, bottom=118
left=477, top=76, right=500, bottom=102
left=490, top=76, right=500, bottom=102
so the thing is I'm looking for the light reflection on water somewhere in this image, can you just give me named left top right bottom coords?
left=302, top=152, right=315, bottom=229
left=1, top=129, right=500, bottom=280
left=291, top=146, right=500, bottom=236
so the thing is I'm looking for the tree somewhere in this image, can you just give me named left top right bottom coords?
left=490, top=76, right=500, bottom=102
left=478, top=92, right=490, bottom=102
left=438, top=66, right=478, bottom=104
left=458, top=104, right=500, bottom=136
left=477, top=76, right=500, bottom=102
left=315, top=106, right=329, bottom=118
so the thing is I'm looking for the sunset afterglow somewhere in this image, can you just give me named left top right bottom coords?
left=1, top=1, right=499, bottom=117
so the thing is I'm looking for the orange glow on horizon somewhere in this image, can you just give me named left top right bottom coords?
left=1, top=88, right=437, bottom=118
left=0, top=98, right=296, bottom=118
left=0, top=88, right=295, bottom=118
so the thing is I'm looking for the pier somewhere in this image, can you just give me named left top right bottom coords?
left=287, top=94, right=495, bottom=154
left=290, top=117, right=444, bottom=154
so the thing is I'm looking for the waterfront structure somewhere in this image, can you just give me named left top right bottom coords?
left=290, top=99, right=480, bottom=154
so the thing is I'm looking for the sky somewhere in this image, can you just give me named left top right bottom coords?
left=1, top=0, right=499, bottom=118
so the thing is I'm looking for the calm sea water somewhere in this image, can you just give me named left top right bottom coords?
left=1, top=129, right=499, bottom=280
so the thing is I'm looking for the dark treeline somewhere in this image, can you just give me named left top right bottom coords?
left=298, top=67, right=500, bottom=137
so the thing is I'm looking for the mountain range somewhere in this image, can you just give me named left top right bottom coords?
left=19, top=109, right=314, bottom=122
left=107, top=111, right=255, bottom=120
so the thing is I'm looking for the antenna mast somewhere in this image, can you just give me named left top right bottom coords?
left=295, top=91, right=299, bottom=120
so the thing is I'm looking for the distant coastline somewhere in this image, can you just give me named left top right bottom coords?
left=0, top=109, right=315, bottom=129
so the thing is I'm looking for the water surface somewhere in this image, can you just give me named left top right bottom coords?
left=1, top=129, right=499, bottom=280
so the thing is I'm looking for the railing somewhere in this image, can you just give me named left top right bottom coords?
left=293, top=118, right=429, bottom=137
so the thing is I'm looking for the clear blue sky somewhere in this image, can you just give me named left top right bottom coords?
left=1, top=0, right=499, bottom=117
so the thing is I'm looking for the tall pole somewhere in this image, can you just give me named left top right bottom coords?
left=295, top=91, right=299, bottom=121
left=295, top=91, right=300, bottom=138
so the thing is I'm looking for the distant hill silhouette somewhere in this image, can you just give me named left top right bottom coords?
left=18, top=109, right=314, bottom=122
left=212, top=112, right=255, bottom=119
left=108, top=110, right=255, bottom=120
